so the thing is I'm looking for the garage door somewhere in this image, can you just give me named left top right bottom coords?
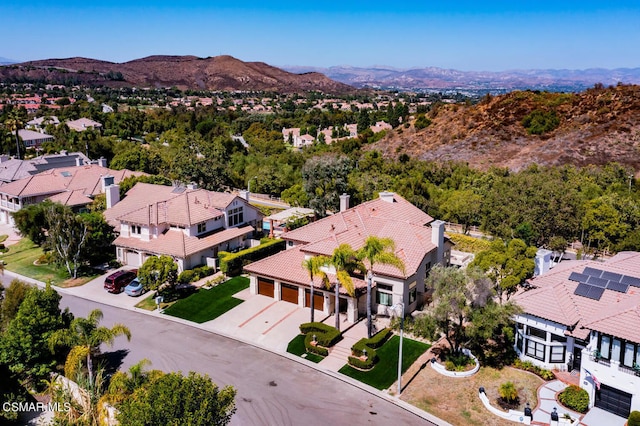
left=126, top=250, right=141, bottom=267
left=281, top=283, right=298, bottom=304
left=258, top=278, right=274, bottom=298
left=305, top=290, right=324, bottom=311
left=596, top=383, right=632, bottom=418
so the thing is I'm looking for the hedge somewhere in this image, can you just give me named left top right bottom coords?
left=348, top=328, right=391, bottom=370
left=299, top=322, right=341, bottom=356
left=177, top=265, right=216, bottom=284
left=628, top=411, right=640, bottom=426
left=220, top=238, right=285, bottom=276
left=513, top=359, right=555, bottom=380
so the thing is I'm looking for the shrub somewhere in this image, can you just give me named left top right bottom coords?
left=299, top=322, right=341, bottom=356
left=499, top=381, right=519, bottom=403
left=512, top=359, right=555, bottom=381
left=522, top=109, right=560, bottom=135
left=220, top=239, right=285, bottom=276
left=628, top=410, right=640, bottom=426
left=558, top=385, right=589, bottom=413
left=177, top=270, right=195, bottom=284
left=348, top=329, right=391, bottom=370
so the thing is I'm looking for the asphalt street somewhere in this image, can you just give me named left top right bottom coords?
left=57, top=293, right=436, bottom=426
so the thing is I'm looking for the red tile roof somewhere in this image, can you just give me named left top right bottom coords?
left=513, top=252, right=640, bottom=342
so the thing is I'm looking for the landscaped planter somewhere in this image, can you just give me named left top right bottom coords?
left=430, top=348, right=480, bottom=378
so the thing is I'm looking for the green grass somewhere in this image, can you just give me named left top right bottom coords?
left=163, top=276, right=249, bottom=323
left=1, top=238, right=71, bottom=284
left=135, top=294, right=160, bottom=311
left=286, top=334, right=324, bottom=363
left=338, top=335, right=430, bottom=390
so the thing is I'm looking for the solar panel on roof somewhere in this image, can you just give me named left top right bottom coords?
left=586, top=286, right=605, bottom=300
left=574, top=283, right=592, bottom=297
left=601, top=271, right=623, bottom=282
left=586, top=276, right=608, bottom=288
left=583, top=267, right=604, bottom=278
left=621, top=275, right=640, bottom=288
left=607, top=281, right=629, bottom=293
left=568, top=272, right=588, bottom=282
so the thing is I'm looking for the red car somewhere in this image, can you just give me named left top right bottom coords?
left=104, top=269, right=138, bottom=293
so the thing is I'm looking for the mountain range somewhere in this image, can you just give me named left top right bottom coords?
left=2, top=54, right=640, bottom=93
left=283, top=65, right=640, bottom=93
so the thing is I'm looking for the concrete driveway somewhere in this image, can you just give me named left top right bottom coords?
left=63, top=267, right=147, bottom=310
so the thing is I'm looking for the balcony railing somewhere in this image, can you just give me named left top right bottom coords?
left=589, top=351, right=611, bottom=366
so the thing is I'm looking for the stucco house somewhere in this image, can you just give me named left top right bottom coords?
left=244, top=192, right=452, bottom=324
left=0, top=151, right=91, bottom=185
left=512, top=251, right=640, bottom=419
left=0, top=163, right=143, bottom=225
left=103, top=183, right=264, bottom=272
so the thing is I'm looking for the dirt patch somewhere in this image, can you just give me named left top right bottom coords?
left=57, top=277, right=93, bottom=288
left=401, top=359, right=544, bottom=426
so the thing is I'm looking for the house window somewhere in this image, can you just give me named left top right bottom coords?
left=376, top=284, right=393, bottom=306
left=197, top=222, right=207, bottom=234
left=623, top=342, right=636, bottom=367
left=550, top=346, right=565, bottom=363
left=408, top=282, right=417, bottom=304
left=599, top=335, right=611, bottom=359
left=525, top=340, right=546, bottom=361
left=425, top=261, right=432, bottom=275
left=612, top=338, right=622, bottom=363
left=551, top=334, right=567, bottom=343
left=526, top=326, right=546, bottom=341
left=131, top=225, right=141, bottom=235
left=516, top=332, right=524, bottom=352
left=228, top=207, right=244, bottom=227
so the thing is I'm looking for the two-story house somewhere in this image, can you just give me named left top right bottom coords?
left=244, top=192, right=452, bottom=324
left=512, top=251, right=640, bottom=419
left=0, top=163, right=142, bottom=225
left=103, top=183, right=263, bottom=272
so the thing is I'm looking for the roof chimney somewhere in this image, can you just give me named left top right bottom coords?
left=239, top=189, right=250, bottom=202
left=379, top=191, right=395, bottom=203
left=0, top=155, right=9, bottom=164
left=431, top=220, right=445, bottom=264
left=187, top=182, right=198, bottom=190
left=339, top=193, right=350, bottom=212
left=98, top=157, right=107, bottom=167
left=106, top=184, right=120, bottom=209
left=75, top=156, right=83, bottom=166
left=101, top=175, right=115, bottom=192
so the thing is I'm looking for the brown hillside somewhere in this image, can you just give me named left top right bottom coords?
left=372, top=85, right=640, bottom=172
left=1, top=55, right=355, bottom=94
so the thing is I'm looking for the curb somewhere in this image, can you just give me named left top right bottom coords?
left=9, top=270, right=451, bottom=426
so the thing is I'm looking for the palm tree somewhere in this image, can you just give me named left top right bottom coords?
left=358, top=236, right=406, bottom=338
left=302, top=255, right=329, bottom=323
left=329, top=244, right=363, bottom=331
left=4, top=114, right=24, bottom=159
left=49, top=309, right=131, bottom=387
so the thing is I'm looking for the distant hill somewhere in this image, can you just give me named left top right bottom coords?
left=0, top=57, right=17, bottom=65
left=370, top=84, right=640, bottom=173
left=0, top=55, right=355, bottom=94
left=284, top=65, right=640, bottom=93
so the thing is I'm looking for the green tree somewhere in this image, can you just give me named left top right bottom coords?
left=4, top=112, right=25, bottom=159
left=0, top=279, right=31, bottom=331
left=80, top=211, right=117, bottom=266
left=440, top=190, right=482, bottom=234
left=302, top=154, right=352, bottom=217
left=44, top=203, right=89, bottom=278
left=49, top=309, right=131, bottom=388
left=281, top=183, right=309, bottom=207
left=470, top=238, right=536, bottom=302
left=357, top=236, right=405, bottom=338
left=302, top=256, right=329, bottom=323
left=138, top=255, right=178, bottom=290
left=117, top=371, right=236, bottom=426
left=424, top=265, right=493, bottom=354
left=467, top=300, right=522, bottom=366
left=11, top=201, right=51, bottom=245
left=0, top=284, right=71, bottom=388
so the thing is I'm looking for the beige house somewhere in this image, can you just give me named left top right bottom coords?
left=66, top=118, right=103, bottom=132
left=104, top=183, right=264, bottom=272
left=244, top=192, right=452, bottom=324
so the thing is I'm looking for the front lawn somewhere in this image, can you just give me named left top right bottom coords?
left=339, top=335, right=430, bottom=390
left=286, top=334, right=324, bottom=363
left=163, top=276, right=249, bottom=323
left=0, top=238, right=90, bottom=285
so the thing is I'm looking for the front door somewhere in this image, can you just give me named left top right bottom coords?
left=572, top=346, right=582, bottom=371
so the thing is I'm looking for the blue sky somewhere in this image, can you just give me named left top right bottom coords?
left=2, top=1, right=639, bottom=71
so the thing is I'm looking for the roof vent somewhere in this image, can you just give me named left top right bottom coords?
left=379, top=191, right=395, bottom=203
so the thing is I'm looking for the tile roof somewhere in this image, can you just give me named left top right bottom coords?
left=243, top=245, right=367, bottom=295
left=0, top=164, right=143, bottom=199
left=513, top=251, right=640, bottom=343
left=47, top=189, right=93, bottom=207
left=281, top=193, right=436, bottom=278
left=104, top=183, right=240, bottom=228
left=114, top=225, right=254, bottom=258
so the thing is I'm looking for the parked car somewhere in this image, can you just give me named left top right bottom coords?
left=104, top=269, right=137, bottom=294
left=124, top=278, right=145, bottom=297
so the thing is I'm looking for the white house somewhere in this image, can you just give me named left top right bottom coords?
left=103, top=183, right=264, bottom=272
left=512, top=251, right=640, bottom=419
left=244, top=192, right=452, bottom=323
